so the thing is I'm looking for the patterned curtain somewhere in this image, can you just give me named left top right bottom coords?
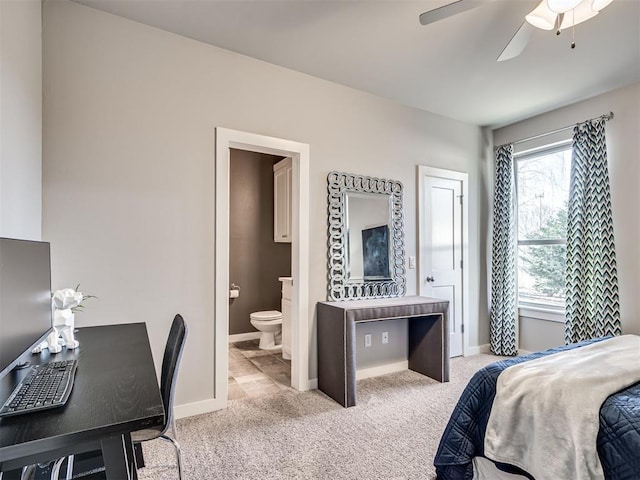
left=565, top=118, right=620, bottom=344
left=490, top=144, right=518, bottom=356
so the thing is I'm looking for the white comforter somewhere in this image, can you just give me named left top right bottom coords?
left=484, top=334, right=640, bottom=480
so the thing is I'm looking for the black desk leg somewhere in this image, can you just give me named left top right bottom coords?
left=101, top=434, right=138, bottom=480
left=134, top=442, right=145, bottom=468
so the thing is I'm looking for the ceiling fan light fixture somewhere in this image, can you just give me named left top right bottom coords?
left=526, top=1, right=558, bottom=30
left=547, top=0, right=583, bottom=13
left=524, top=0, right=558, bottom=30
left=559, top=0, right=599, bottom=28
left=591, top=0, right=614, bottom=11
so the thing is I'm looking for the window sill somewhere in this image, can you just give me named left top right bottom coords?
left=518, top=306, right=565, bottom=323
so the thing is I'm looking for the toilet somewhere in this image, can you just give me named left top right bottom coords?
left=250, top=310, right=283, bottom=350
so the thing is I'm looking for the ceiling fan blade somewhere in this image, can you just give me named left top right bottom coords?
left=497, top=21, right=535, bottom=62
left=419, top=0, right=497, bottom=26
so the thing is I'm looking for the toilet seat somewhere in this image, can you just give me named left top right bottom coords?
left=250, top=310, right=282, bottom=322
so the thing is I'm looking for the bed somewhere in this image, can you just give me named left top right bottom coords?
left=433, top=337, right=640, bottom=480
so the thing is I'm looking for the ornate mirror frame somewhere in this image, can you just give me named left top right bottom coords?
left=327, top=171, right=406, bottom=301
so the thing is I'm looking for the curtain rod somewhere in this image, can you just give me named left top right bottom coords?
left=497, top=111, right=614, bottom=149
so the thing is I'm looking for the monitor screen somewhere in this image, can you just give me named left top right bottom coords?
left=0, top=238, right=53, bottom=379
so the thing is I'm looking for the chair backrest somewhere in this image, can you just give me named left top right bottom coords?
left=160, top=314, right=187, bottom=434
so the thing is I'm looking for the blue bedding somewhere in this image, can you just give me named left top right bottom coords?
left=434, top=339, right=640, bottom=480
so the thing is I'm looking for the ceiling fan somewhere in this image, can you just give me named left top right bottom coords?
left=419, top=0, right=615, bottom=62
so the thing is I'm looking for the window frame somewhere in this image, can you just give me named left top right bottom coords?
left=514, top=140, right=572, bottom=316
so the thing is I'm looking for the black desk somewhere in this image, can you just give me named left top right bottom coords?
left=0, top=323, right=164, bottom=480
left=317, top=296, right=449, bottom=407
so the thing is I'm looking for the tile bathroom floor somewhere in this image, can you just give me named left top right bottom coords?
left=228, top=339, right=291, bottom=400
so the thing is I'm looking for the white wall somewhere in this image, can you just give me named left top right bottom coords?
left=42, top=0, right=484, bottom=410
left=494, top=82, right=640, bottom=349
left=519, top=316, right=565, bottom=352
left=0, top=0, right=42, bottom=240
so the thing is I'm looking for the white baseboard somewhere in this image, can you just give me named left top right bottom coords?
left=356, top=360, right=408, bottom=380
left=174, top=397, right=225, bottom=419
left=308, top=378, right=318, bottom=390
left=464, top=344, right=491, bottom=356
left=228, top=332, right=260, bottom=343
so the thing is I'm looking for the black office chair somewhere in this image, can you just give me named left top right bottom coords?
left=131, top=313, right=187, bottom=479
left=50, top=314, right=188, bottom=480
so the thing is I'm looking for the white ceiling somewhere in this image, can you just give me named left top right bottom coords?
left=70, top=0, right=640, bottom=127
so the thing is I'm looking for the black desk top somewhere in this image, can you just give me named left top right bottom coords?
left=0, top=323, right=164, bottom=466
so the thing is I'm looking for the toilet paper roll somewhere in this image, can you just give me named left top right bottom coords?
left=229, top=289, right=239, bottom=299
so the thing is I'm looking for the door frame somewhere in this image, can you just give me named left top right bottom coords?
left=214, top=128, right=310, bottom=411
left=417, top=165, right=469, bottom=357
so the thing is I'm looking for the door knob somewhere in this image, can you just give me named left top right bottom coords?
left=426, top=276, right=435, bottom=282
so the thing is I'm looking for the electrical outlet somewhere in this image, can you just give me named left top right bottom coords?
left=364, top=334, right=372, bottom=348
left=382, top=331, right=389, bottom=344
left=408, top=256, right=416, bottom=269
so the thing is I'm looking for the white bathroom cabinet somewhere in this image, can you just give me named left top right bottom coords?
left=279, top=276, right=293, bottom=360
left=273, top=158, right=292, bottom=243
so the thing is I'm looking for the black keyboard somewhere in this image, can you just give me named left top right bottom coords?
left=0, top=360, right=77, bottom=418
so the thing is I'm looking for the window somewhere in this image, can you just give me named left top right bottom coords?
left=515, top=143, right=572, bottom=310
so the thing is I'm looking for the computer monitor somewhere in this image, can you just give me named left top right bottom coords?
left=0, top=237, right=53, bottom=379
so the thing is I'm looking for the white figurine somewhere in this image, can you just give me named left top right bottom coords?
left=33, top=287, right=85, bottom=354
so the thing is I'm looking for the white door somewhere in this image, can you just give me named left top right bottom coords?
left=418, top=167, right=466, bottom=357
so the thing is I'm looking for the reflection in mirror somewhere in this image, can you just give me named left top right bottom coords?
left=345, top=192, right=392, bottom=283
left=327, top=171, right=406, bottom=301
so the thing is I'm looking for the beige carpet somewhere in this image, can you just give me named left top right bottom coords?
left=138, top=354, right=501, bottom=480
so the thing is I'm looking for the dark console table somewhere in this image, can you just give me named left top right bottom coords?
left=317, top=296, right=449, bottom=407
left=0, top=323, right=164, bottom=479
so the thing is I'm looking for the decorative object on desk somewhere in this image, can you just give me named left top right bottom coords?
left=33, top=285, right=97, bottom=354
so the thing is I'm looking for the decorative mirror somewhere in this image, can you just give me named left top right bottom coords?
left=327, top=171, right=406, bottom=301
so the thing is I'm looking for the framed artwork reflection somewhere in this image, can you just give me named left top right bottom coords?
left=362, top=225, right=391, bottom=281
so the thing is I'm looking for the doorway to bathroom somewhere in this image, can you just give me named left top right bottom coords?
left=227, top=150, right=292, bottom=399
left=214, top=128, right=310, bottom=411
